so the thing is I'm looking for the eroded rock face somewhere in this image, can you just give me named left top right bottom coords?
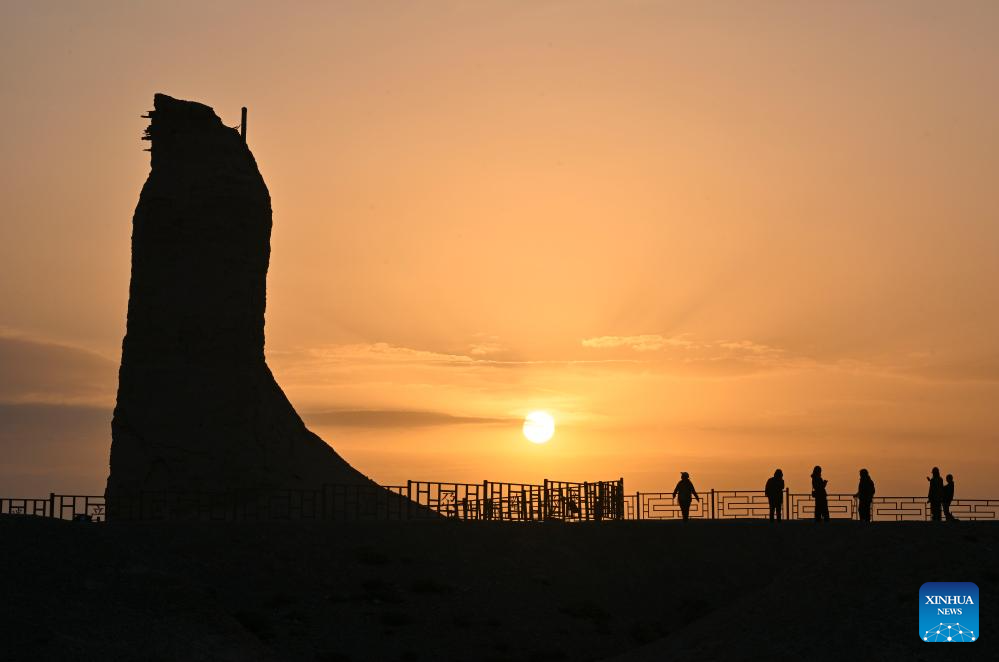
left=106, top=94, right=373, bottom=499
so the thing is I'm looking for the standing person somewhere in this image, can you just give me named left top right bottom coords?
left=765, top=469, right=785, bottom=521
left=672, top=472, right=700, bottom=521
left=927, top=467, right=944, bottom=522
left=811, top=466, right=830, bottom=522
left=943, top=474, right=959, bottom=521
left=855, top=468, right=875, bottom=523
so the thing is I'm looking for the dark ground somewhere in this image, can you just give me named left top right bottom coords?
left=1, top=516, right=995, bottom=661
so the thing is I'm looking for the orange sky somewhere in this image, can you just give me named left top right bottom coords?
left=2, top=2, right=999, bottom=498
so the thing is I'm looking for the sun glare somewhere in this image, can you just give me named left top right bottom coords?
left=523, top=411, right=555, bottom=444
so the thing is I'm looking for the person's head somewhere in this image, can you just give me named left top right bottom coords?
left=811, top=465, right=822, bottom=477
left=774, top=469, right=783, bottom=478
left=859, top=468, right=869, bottom=478
left=946, top=474, right=954, bottom=483
left=931, top=467, right=940, bottom=477
left=681, top=471, right=690, bottom=480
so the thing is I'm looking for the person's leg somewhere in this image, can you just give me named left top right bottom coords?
left=944, top=501, right=955, bottom=521
left=776, top=500, right=782, bottom=521
left=931, top=501, right=941, bottom=521
left=680, top=500, right=690, bottom=521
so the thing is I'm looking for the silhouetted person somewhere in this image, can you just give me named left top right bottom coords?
left=855, top=468, right=875, bottom=522
left=765, top=469, right=784, bottom=521
left=811, top=465, right=830, bottom=522
left=672, top=472, right=700, bottom=521
left=943, top=474, right=958, bottom=521
left=927, top=467, right=944, bottom=521
left=566, top=497, right=580, bottom=517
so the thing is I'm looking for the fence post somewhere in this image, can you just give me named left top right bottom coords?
left=617, top=478, right=625, bottom=520
left=406, top=480, right=413, bottom=520
left=711, top=489, right=716, bottom=519
left=635, top=492, right=641, bottom=520
left=543, top=479, right=549, bottom=521
left=598, top=482, right=605, bottom=521
left=785, top=487, right=791, bottom=521
left=48, top=492, right=55, bottom=519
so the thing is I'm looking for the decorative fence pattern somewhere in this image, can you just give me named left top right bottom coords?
left=3, top=486, right=997, bottom=523
left=622, top=490, right=999, bottom=522
left=0, top=478, right=626, bottom=523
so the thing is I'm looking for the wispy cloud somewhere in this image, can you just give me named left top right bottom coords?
left=580, top=333, right=789, bottom=373
left=302, top=342, right=475, bottom=365
left=0, top=333, right=117, bottom=406
left=269, top=341, right=637, bottom=371
left=303, top=409, right=512, bottom=429
left=467, top=334, right=507, bottom=357
left=581, top=334, right=697, bottom=352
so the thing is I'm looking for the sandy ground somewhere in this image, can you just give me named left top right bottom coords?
left=1, top=516, right=995, bottom=661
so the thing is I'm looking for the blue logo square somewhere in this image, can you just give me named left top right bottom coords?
left=920, top=582, right=979, bottom=642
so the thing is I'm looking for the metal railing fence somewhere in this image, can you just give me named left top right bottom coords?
left=0, top=478, right=626, bottom=523
left=3, top=485, right=996, bottom=523
left=622, top=490, right=999, bottom=522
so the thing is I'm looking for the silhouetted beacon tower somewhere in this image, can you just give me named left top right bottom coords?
left=106, top=94, right=379, bottom=503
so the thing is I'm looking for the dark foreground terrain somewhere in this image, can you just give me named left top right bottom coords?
left=1, top=516, right=995, bottom=661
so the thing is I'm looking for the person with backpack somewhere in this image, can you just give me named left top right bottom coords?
left=811, top=466, right=830, bottom=522
left=765, top=469, right=785, bottom=521
left=855, top=468, right=875, bottom=522
left=927, top=467, right=944, bottom=521
left=672, top=472, right=700, bottom=521
left=943, top=473, right=958, bottom=522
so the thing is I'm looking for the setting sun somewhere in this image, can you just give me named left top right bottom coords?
left=523, top=411, right=555, bottom=444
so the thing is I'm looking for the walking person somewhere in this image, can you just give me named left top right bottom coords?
left=811, top=465, right=830, bottom=522
left=927, top=467, right=944, bottom=522
left=855, top=468, right=875, bottom=523
left=672, top=471, right=700, bottom=521
left=943, top=474, right=959, bottom=522
left=765, top=469, right=785, bottom=521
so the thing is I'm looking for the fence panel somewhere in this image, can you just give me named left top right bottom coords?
left=870, top=496, right=926, bottom=521
left=636, top=492, right=708, bottom=520
left=408, top=481, right=484, bottom=519
left=54, top=494, right=106, bottom=521
left=714, top=491, right=771, bottom=519
left=544, top=480, right=585, bottom=521
left=947, top=499, right=999, bottom=521
left=484, top=482, right=545, bottom=521
left=1, top=498, right=50, bottom=517
left=584, top=480, right=624, bottom=521
left=790, top=493, right=855, bottom=520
